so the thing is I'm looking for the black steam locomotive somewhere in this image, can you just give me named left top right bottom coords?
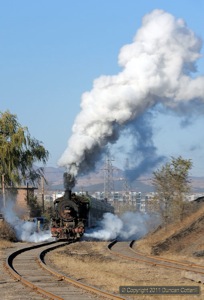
left=51, top=173, right=114, bottom=240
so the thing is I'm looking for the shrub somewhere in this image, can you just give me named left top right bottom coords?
left=0, top=221, right=17, bottom=242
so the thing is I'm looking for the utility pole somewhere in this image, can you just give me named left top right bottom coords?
left=2, top=174, right=5, bottom=207
left=0, top=129, right=9, bottom=208
left=41, top=176, right=45, bottom=213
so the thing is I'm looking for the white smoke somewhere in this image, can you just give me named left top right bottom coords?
left=58, top=9, right=204, bottom=177
left=84, top=212, right=160, bottom=241
left=3, top=201, right=52, bottom=243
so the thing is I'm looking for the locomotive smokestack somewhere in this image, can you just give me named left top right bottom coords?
left=63, top=172, right=76, bottom=189
left=63, top=172, right=76, bottom=200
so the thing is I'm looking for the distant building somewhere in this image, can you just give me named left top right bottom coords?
left=1, top=186, right=37, bottom=219
left=91, top=190, right=146, bottom=213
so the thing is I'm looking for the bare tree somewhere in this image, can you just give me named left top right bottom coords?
left=152, top=156, right=192, bottom=224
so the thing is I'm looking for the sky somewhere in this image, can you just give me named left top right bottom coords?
left=0, top=0, right=204, bottom=177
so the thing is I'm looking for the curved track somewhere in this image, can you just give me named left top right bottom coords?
left=5, top=241, right=125, bottom=300
left=108, top=240, right=204, bottom=282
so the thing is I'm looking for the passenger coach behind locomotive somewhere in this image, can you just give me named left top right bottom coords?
left=51, top=173, right=90, bottom=240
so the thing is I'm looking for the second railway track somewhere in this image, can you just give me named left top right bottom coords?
left=109, top=240, right=204, bottom=278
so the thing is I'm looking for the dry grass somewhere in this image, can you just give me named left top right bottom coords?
left=0, top=221, right=16, bottom=242
left=47, top=241, right=204, bottom=300
left=0, top=239, right=14, bottom=249
left=141, top=250, right=204, bottom=266
left=134, top=204, right=204, bottom=256
left=0, top=221, right=15, bottom=249
left=47, top=205, right=204, bottom=299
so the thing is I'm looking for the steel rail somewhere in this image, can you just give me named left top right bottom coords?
left=5, top=240, right=125, bottom=300
left=38, top=244, right=125, bottom=300
left=129, top=240, right=204, bottom=269
left=108, top=240, right=204, bottom=275
left=4, top=241, right=64, bottom=300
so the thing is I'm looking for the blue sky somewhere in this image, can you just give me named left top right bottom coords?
left=0, top=0, right=204, bottom=177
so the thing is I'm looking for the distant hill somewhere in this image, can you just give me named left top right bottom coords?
left=42, top=167, right=63, bottom=186
left=43, top=166, right=204, bottom=193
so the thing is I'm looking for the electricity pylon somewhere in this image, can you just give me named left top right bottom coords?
left=103, top=150, right=115, bottom=202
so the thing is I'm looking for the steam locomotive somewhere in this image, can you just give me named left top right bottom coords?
left=51, top=173, right=114, bottom=240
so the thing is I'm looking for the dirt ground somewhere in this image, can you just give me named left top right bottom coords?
left=47, top=241, right=204, bottom=300
left=0, top=241, right=204, bottom=300
left=1, top=204, right=204, bottom=300
left=44, top=205, right=204, bottom=300
left=0, top=239, right=203, bottom=300
left=0, top=240, right=45, bottom=300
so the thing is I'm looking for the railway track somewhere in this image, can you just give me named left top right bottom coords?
left=4, top=240, right=125, bottom=300
left=108, top=240, right=204, bottom=282
left=4, top=239, right=203, bottom=299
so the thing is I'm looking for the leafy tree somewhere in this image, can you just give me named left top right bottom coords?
left=152, top=156, right=193, bottom=224
left=0, top=110, right=49, bottom=187
left=27, top=194, right=42, bottom=218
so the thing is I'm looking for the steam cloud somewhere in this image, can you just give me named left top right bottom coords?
left=84, top=212, right=160, bottom=241
left=3, top=201, right=52, bottom=243
left=58, top=10, right=204, bottom=177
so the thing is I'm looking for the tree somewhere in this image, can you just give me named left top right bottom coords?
left=0, top=110, right=49, bottom=189
left=26, top=194, right=42, bottom=218
left=152, top=156, right=192, bottom=224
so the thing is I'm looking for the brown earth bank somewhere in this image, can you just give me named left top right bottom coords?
left=134, top=203, right=204, bottom=260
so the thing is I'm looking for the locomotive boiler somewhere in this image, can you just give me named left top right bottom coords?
left=51, top=172, right=114, bottom=240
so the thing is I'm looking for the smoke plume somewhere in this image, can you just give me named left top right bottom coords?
left=59, top=9, right=204, bottom=177
left=3, top=201, right=52, bottom=243
left=84, top=211, right=161, bottom=241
